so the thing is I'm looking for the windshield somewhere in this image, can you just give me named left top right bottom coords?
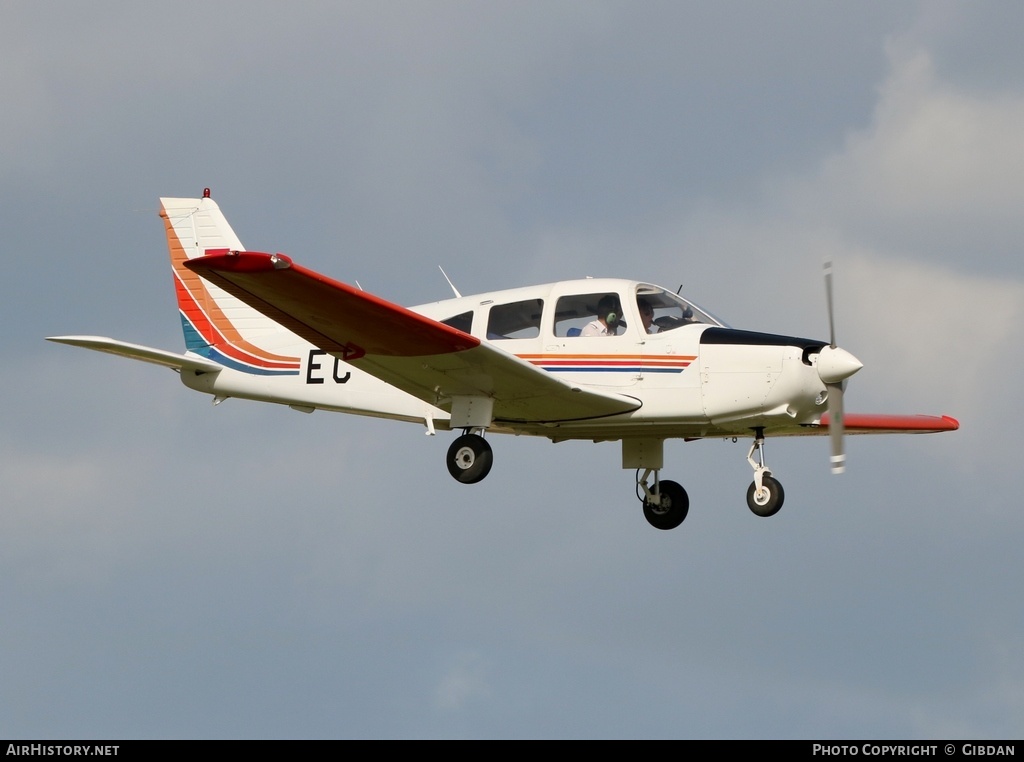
left=635, top=284, right=728, bottom=332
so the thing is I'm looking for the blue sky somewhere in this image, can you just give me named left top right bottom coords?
left=2, top=1, right=1021, bottom=739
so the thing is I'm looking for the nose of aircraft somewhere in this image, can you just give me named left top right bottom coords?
left=816, top=345, right=863, bottom=385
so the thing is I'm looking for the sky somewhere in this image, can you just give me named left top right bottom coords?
left=2, top=0, right=1022, bottom=740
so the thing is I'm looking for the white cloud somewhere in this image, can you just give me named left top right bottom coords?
left=843, top=253, right=1023, bottom=415
left=833, top=49, right=1024, bottom=213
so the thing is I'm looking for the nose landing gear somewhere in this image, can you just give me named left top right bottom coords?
left=746, top=428, right=785, bottom=517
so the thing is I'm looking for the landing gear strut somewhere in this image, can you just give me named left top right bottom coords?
left=446, top=431, right=493, bottom=484
left=637, top=469, right=689, bottom=530
left=746, top=428, right=784, bottom=517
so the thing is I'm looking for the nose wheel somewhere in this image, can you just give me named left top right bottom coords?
left=746, top=428, right=785, bottom=517
left=446, top=432, right=493, bottom=484
left=746, top=474, right=784, bottom=516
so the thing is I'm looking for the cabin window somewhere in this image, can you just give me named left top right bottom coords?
left=440, top=311, right=473, bottom=334
left=486, top=299, right=543, bottom=340
left=553, top=293, right=626, bottom=337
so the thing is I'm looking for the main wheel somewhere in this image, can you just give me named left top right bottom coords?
left=642, top=480, right=689, bottom=530
left=746, top=475, right=785, bottom=517
left=446, top=434, right=493, bottom=484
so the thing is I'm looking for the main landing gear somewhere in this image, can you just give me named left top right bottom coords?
left=446, top=431, right=493, bottom=484
left=637, top=470, right=689, bottom=530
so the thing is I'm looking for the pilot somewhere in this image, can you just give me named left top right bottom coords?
left=582, top=295, right=621, bottom=336
left=638, top=298, right=658, bottom=334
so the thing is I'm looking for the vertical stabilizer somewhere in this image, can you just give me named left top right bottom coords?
left=161, top=194, right=301, bottom=376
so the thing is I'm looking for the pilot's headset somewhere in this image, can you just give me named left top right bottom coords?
left=598, top=295, right=621, bottom=330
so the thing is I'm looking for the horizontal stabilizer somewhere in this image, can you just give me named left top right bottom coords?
left=46, top=336, right=223, bottom=374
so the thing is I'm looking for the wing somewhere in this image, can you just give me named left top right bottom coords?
left=183, top=250, right=641, bottom=423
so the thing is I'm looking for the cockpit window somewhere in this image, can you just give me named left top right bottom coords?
left=635, top=285, right=726, bottom=332
left=487, top=299, right=543, bottom=339
left=554, top=293, right=626, bottom=337
left=440, top=311, right=473, bottom=334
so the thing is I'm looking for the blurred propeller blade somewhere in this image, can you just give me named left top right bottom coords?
left=824, top=259, right=836, bottom=348
left=827, top=382, right=846, bottom=474
left=822, top=260, right=851, bottom=474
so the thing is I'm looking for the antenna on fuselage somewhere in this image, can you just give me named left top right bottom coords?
left=438, top=266, right=462, bottom=298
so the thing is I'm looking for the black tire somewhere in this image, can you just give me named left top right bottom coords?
left=746, top=475, right=785, bottom=517
left=642, top=480, right=689, bottom=530
left=446, top=434, right=493, bottom=484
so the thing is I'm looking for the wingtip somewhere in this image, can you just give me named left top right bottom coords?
left=46, top=334, right=106, bottom=345
left=184, top=250, right=293, bottom=274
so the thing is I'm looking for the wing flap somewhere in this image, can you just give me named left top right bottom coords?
left=184, top=251, right=641, bottom=423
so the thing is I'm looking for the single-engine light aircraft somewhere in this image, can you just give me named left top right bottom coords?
left=49, top=191, right=958, bottom=530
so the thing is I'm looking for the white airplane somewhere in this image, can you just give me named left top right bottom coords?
left=49, top=191, right=958, bottom=530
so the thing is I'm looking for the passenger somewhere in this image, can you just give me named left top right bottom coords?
left=581, top=295, right=621, bottom=336
left=638, top=298, right=658, bottom=334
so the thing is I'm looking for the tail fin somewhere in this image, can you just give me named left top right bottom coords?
left=161, top=193, right=301, bottom=376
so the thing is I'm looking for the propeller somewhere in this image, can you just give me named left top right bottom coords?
left=817, top=260, right=863, bottom=474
